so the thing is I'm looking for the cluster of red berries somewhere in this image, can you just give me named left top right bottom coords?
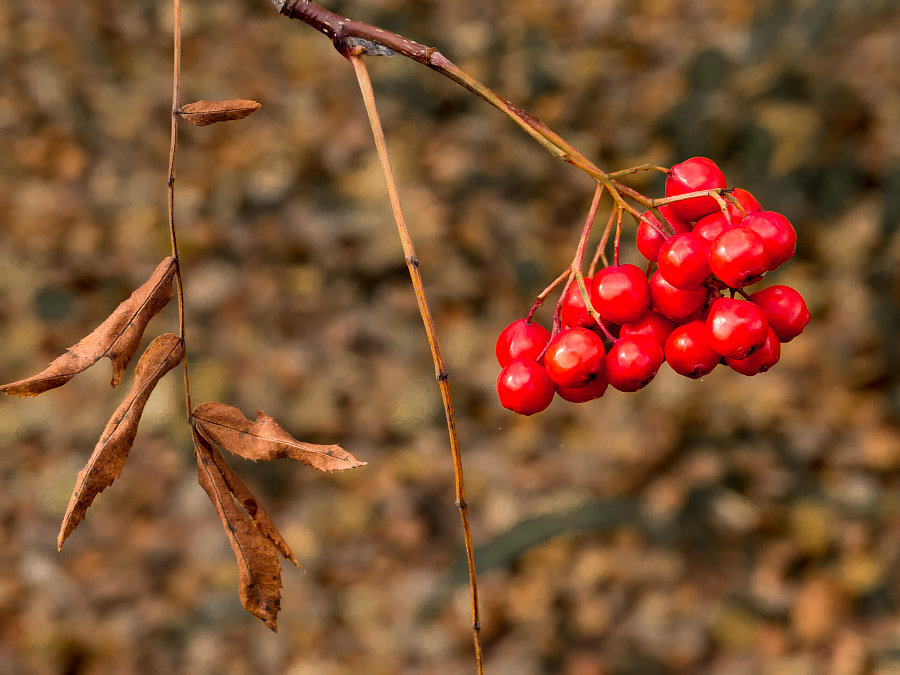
left=496, top=157, right=810, bottom=415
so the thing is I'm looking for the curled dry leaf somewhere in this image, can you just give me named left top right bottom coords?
left=0, top=257, right=176, bottom=397
left=58, top=333, right=185, bottom=550
left=191, top=401, right=365, bottom=472
left=193, top=428, right=292, bottom=632
left=178, top=99, right=261, bottom=126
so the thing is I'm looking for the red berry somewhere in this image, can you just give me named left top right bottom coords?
left=727, top=188, right=762, bottom=220
left=694, top=211, right=737, bottom=244
left=648, top=270, right=708, bottom=321
left=657, top=232, right=711, bottom=290
left=620, top=310, right=675, bottom=348
left=706, top=297, right=769, bottom=359
left=708, top=226, right=770, bottom=288
left=665, top=157, right=727, bottom=221
left=495, top=319, right=551, bottom=367
left=590, top=264, right=650, bottom=324
left=606, top=336, right=664, bottom=392
left=543, top=327, right=606, bottom=388
left=636, top=206, right=691, bottom=262
left=726, top=327, right=781, bottom=375
left=497, top=359, right=555, bottom=415
left=742, top=211, right=797, bottom=270
left=560, top=277, right=597, bottom=329
left=749, top=285, right=810, bottom=342
left=664, top=320, right=720, bottom=378
left=555, top=368, right=609, bottom=403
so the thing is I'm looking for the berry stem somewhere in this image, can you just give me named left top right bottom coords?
left=551, top=184, right=603, bottom=335
left=721, top=191, right=745, bottom=222
left=526, top=268, right=571, bottom=324
left=574, top=270, right=616, bottom=342
left=608, top=163, right=669, bottom=178
left=572, top=184, right=605, bottom=272
left=588, top=206, right=618, bottom=277
left=347, top=52, right=484, bottom=675
left=168, top=0, right=192, bottom=418
left=613, top=208, right=623, bottom=267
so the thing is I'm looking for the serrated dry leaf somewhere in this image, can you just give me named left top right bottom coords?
left=193, top=428, right=290, bottom=632
left=178, top=99, right=261, bottom=126
left=58, top=333, right=185, bottom=550
left=0, top=257, right=176, bottom=397
left=191, top=401, right=365, bottom=472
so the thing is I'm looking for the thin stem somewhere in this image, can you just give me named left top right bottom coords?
left=571, top=184, right=604, bottom=273
left=608, top=163, right=669, bottom=178
left=347, top=52, right=483, bottom=675
left=526, top=268, right=570, bottom=324
left=535, top=184, right=602, bottom=340
left=722, top=190, right=745, bottom=221
left=544, top=187, right=613, bottom=345
left=169, top=0, right=192, bottom=417
left=613, top=208, right=623, bottom=267
left=588, top=206, right=618, bottom=277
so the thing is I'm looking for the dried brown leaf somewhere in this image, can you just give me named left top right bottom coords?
left=178, top=99, right=261, bottom=126
left=58, top=333, right=185, bottom=550
left=0, top=257, right=176, bottom=397
left=192, top=428, right=290, bottom=631
left=191, top=401, right=365, bottom=472
left=193, top=422, right=300, bottom=567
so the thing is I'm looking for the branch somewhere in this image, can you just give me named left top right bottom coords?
left=346, top=51, right=484, bottom=674
left=275, top=1, right=630, bottom=205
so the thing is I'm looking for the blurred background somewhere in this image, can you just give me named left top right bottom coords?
left=1, top=0, right=899, bottom=673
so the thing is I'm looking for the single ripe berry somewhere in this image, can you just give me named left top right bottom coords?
left=708, top=226, right=770, bottom=288
left=693, top=211, right=737, bottom=244
left=543, top=327, right=606, bottom=388
left=727, top=188, right=762, bottom=220
left=496, top=359, right=555, bottom=415
left=665, top=157, right=727, bottom=221
left=742, top=211, right=797, bottom=271
left=648, top=270, right=708, bottom=321
left=590, top=264, right=650, bottom=324
left=636, top=206, right=692, bottom=262
left=560, top=277, right=597, bottom=329
left=706, top=297, right=769, bottom=359
left=619, top=310, right=675, bottom=348
left=606, top=336, right=664, bottom=392
left=495, top=319, right=551, bottom=367
left=749, top=285, right=810, bottom=342
left=555, top=368, right=609, bottom=403
left=664, top=320, right=720, bottom=378
left=657, top=232, right=711, bottom=290
left=726, top=327, right=781, bottom=375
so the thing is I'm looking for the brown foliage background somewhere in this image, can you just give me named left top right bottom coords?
left=1, top=1, right=899, bottom=673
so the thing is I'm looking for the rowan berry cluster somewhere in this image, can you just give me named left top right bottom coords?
left=496, top=157, right=810, bottom=415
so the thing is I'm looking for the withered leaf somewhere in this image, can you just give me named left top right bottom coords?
left=192, top=428, right=291, bottom=632
left=178, top=99, right=261, bottom=126
left=0, top=257, right=176, bottom=397
left=58, top=333, right=185, bottom=550
left=191, top=401, right=365, bottom=472
left=193, top=423, right=300, bottom=567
